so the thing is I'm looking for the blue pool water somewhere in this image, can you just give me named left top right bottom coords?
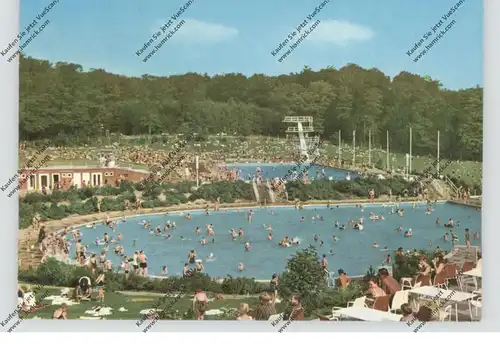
left=225, top=163, right=359, bottom=181
left=73, top=202, right=481, bottom=279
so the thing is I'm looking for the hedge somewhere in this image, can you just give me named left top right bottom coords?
left=18, top=258, right=270, bottom=295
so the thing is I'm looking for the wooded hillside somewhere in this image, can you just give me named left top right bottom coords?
left=20, top=56, right=483, bottom=161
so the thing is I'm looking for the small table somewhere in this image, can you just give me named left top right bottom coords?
left=409, top=286, right=475, bottom=322
left=336, top=307, right=402, bottom=321
left=463, top=268, right=482, bottom=278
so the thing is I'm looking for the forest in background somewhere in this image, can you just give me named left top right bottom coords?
left=19, top=55, right=483, bottom=161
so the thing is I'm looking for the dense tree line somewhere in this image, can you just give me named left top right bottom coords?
left=20, top=56, right=483, bottom=161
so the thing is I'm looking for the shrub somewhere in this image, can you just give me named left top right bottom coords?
left=220, top=276, right=267, bottom=295
left=278, top=246, right=327, bottom=316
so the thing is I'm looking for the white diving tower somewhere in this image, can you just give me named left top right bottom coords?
left=283, top=116, right=320, bottom=163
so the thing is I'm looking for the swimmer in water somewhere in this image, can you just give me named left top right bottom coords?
left=247, top=210, right=252, bottom=222
left=208, top=253, right=215, bottom=260
left=267, top=233, right=273, bottom=241
left=314, top=234, right=319, bottom=242
left=117, top=233, right=122, bottom=241
left=231, top=229, right=237, bottom=240
left=201, top=237, right=207, bottom=246
left=428, top=240, right=433, bottom=247
left=300, top=216, right=305, bottom=222
left=329, top=249, right=335, bottom=255
left=133, top=239, right=136, bottom=246
left=238, top=228, right=244, bottom=237
left=473, top=232, right=479, bottom=240
left=332, top=235, right=338, bottom=242
left=195, top=227, right=201, bottom=235
left=264, top=225, right=272, bottom=231
left=372, top=241, right=379, bottom=248
left=436, top=218, right=441, bottom=225
left=238, top=263, right=244, bottom=271
left=319, top=240, right=324, bottom=247
left=334, top=221, right=339, bottom=227
left=244, top=242, right=252, bottom=251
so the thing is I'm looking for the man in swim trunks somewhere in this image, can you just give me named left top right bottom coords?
left=138, top=250, right=148, bottom=276
left=188, top=250, right=197, bottom=264
left=378, top=268, right=401, bottom=308
left=337, top=269, right=351, bottom=289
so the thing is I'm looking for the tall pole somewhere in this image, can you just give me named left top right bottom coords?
left=409, top=127, right=412, bottom=174
left=368, top=129, right=372, bottom=167
left=338, top=130, right=342, bottom=163
left=386, top=130, right=390, bottom=171
left=352, top=130, right=356, bottom=166
left=196, top=155, right=199, bottom=188
left=437, top=130, right=440, bottom=176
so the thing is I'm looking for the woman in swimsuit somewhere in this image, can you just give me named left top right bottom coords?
left=195, top=261, right=204, bottom=273
left=52, top=303, right=68, bottom=320
left=193, top=289, right=208, bottom=320
left=122, top=258, right=130, bottom=280
left=416, top=255, right=431, bottom=286
left=183, top=263, right=192, bottom=277
left=88, top=254, right=98, bottom=274
left=270, top=273, right=279, bottom=304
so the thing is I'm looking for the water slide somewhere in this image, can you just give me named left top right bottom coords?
left=252, top=179, right=260, bottom=203
left=267, top=180, right=276, bottom=203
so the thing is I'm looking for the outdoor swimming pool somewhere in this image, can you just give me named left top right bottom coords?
left=225, top=163, right=359, bottom=181
left=73, top=202, right=481, bottom=279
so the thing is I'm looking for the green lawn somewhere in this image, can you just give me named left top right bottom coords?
left=22, top=287, right=261, bottom=320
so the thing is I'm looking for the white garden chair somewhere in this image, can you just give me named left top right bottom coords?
left=330, top=296, right=366, bottom=320
left=389, top=290, right=409, bottom=313
left=438, top=304, right=453, bottom=321
left=470, top=291, right=482, bottom=318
